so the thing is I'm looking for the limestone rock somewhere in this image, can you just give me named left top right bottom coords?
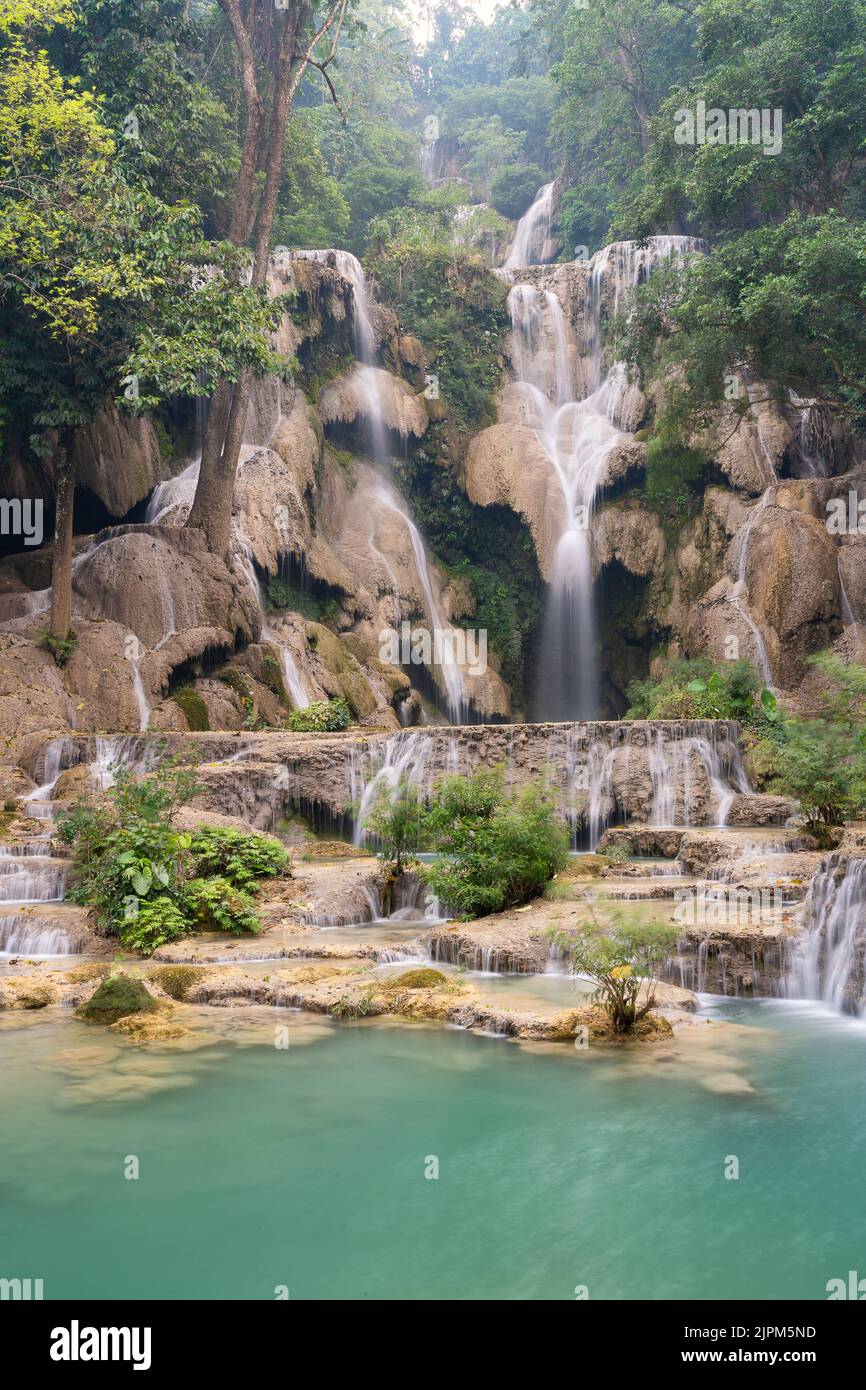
left=318, top=365, right=429, bottom=439
left=74, top=403, right=163, bottom=518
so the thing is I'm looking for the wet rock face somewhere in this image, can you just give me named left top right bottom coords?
left=74, top=404, right=164, bottom=519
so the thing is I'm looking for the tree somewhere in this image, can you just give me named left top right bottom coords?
left=184, top=0, right=353, bottom=559
left=490, top=164, right=547, bottom=219
left=0, top=1, right=284, bottom=642
left=363, top=779, right=428, bottom=874
left=550, top=912, right=678, bottom=1034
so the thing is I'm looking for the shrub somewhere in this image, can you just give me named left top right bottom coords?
left=189, top=827, right=289, bottom=887
left=181, top=876, right=262, bottom=935
left=422, top=768, right=569, bottom=918
left=287, top=698, right=352, bottom=733
left=331, top=991, right=380, bottom=1020
left=119, top=896, right=190, bottom=954
left=549, top=913, right=678, bottom=1035
left=362, top=780, right=429, bottom=873
left=77, top=974, right=158, bottom=1025
left=626, top=657, right=770, bottom=727
left=490, top=164, right=547, bottom=219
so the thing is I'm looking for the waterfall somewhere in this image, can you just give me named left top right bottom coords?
left=728, top=488, right=775, bottom=689
left=295, top=249, right=468, bottom=721
left=503, top=182, right=557, bottom=269
left=507, top=236, right=702, bottom=720
left=786, top=854, right=866, bottom=1014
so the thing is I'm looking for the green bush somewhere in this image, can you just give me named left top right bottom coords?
left=362, top=780, right=429, bottom=874
left=626, top=657, right=771, bottom=727
left=422, top=768, right=569, bottom=918
left=287, top=698, right=352, bottom=733
left=181, top=876, right=262, bottom=935
left=119, top=896, right=190, bottom=953
left=189, top=827, right=289, bottom=888
left=59, top=765, right=287, bottom=950
left=549, top=912, right=679, bottom=1035
left=490, top=164, right=547, bottom=219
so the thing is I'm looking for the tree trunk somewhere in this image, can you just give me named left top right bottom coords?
left=184, top=0, right=348, bottom=559
left=50, top=441, right=76, bottom=643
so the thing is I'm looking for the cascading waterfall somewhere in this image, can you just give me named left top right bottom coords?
left=294, top=249, right=468, bottom=721
left=347, top=719, right=749, bottom=848
left=728, top=487, right=775, bottom=689
left=786, top=855, right=866, bottom=1015
left=503, top=181, right=557, bottom=270
left=506, top=236, right=703, bottom=720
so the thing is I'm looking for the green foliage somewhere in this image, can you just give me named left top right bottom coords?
left=368, top=246, right=508, bottom=429
left=266, top=576, right=338, bottom=624
left=181, top=876, right=261, bottom=937
left=760, top=653, right=866, bottom=832
left=642, top=437, right=709, bottom=523
left=58, top=762, right=289, bottom=951
left=170, top=686, right=209, bottom=732
left=490, top=164, right=548, bottom=219
left=188, top=828, right=289, bottom=889
left=274, top=114, right=350, bottom=250
left=331, top=991, right=380, bottom=1020
left=343, top=164, right=423, bottom=254
left=77, top=972, right=157, bottom=1025
left=626, top=657, right=771, bottom=726
left=38, top=628, right=76, bottom=668
left=120, top=895, right=189, bottom=953
left=287, top=698, right=352, bottom=733
left=549, top=911, right=679, bottom=1034
left=363, top=780, right=428, bottom=874
left=422, top=768, right=570, bottom=919
left=392, top=450, right=544, bottom=707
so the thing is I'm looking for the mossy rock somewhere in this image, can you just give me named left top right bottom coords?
left=219, top=667, right=252, bottom=700
left=170, top=686, right=210, bottom=731
left=389, top=968, right=449, bottom=990
left=77, top=973, right=158, bottom=1025
left=305, top=622, right=378, bottom=718
left=148, top=965, right=207, bottom=1001
left=259, top=650, right=291, bottom=708
left=65, top=962, right=112, bottom=984
left=16, top=983, right=54, bottom=1009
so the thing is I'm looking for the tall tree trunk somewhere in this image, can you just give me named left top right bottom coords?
left=184, top=0, right=348, bottom=559
left=50, top=440, right=76, bottom=644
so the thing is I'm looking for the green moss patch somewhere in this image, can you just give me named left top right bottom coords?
left=77, top=973, right=158, bottom=1025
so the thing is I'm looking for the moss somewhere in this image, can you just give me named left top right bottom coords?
left=77, top=973, right=158, bottom=1025
left=305, top=623, right=377, bottom=718
left=148, top=965, right=207, bottom=1001
left=65, top=962, right=112, bottom=984
left=170, top=686, right=210, bottom=732
left=388, top=967, right=449, bottom=990
left=260, top=651, right=291, bottom=708
left=218, top=667, right=251, bottom=699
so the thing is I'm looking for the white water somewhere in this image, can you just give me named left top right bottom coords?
left=729, top=487, right=775, bottom=689
left=504, top=182, right=557, bottom=269
left=295, top=249, right=468, bottom=721
left=787, top=855, right=866, bottom=1015
left=507, top=236, right=702, bottom=719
